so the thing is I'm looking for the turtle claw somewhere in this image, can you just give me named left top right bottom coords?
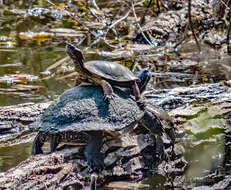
left=103, top=93, right=115, bottom=102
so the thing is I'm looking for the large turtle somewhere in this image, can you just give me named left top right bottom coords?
left=31, top=85, right=164, bottom=172
left=66, top=43, right=145, bottom=108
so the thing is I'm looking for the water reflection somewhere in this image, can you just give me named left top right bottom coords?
left=0, top=142, right=32, bottom=171
left=0, top=45, right=70, bottom=106
left=183, top=110, right=225, bottom=186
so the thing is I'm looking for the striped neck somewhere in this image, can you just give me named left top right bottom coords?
left=73, top=59, right=84, bottom=72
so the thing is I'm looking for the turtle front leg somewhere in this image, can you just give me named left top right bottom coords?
left=32, top=132, right=44, bottom=155
left=84, top=131, right=104, bottom=172
left=74, top=74, right=82, bottom=86
left=131, top=82, right=145, bottom=109
left=98, top=79, right=115, bottom=102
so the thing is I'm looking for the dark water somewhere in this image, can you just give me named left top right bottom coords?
left=0, top=142, right=32, bottom=172
left=0, top=0, right=75, bottom=106
left=0, top=45, right=70, bottom=106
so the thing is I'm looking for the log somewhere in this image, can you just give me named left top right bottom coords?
left=0, top=131, right=187, bottom=189
left=0, top=102, right=51, bottom=145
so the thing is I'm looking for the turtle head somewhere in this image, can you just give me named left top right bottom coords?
left=66, top=43, right=84, bottom=66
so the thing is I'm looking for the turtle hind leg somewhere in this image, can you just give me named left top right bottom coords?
left=50, top=134, right=60, bottom=153
left=140, top=110, right=163, bottom=134
left=32, top=132, right=44, bottom=155
left=84, top=131, right=104, bottom=172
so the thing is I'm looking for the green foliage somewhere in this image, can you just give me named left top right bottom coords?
left=143, top=0, right=161, bottom=8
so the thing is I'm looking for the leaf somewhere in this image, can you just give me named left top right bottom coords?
left=202, top=75, right=208, bottom=83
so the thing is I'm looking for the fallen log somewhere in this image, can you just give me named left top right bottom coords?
left=0, top=130, right=186, bottom=189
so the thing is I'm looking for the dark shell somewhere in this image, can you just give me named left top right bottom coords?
left=84, top=61, right=138, bottom=82
left=31, top=85, right=143, bottom=134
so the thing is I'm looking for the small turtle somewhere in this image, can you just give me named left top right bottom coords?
left=66, top=44, right=145, bottom=107
left=31, top=85, right=164, bottom=172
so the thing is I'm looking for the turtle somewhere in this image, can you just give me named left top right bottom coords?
left=31, top=85, right=164, bottom=172
left=66, top=43, right=145, bottom=108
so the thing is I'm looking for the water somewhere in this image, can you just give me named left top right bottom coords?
left=0, top=45, right=71, bottom=106
left=0, top=142, right=32, bottom=172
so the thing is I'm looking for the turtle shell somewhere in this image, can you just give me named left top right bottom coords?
left=32, top=85, right=143, bottom=134
left=84, top=61, right=139, bottom=82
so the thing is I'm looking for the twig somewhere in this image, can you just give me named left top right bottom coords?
left=45, top=56, right=70, bottom=72
left=103, top=10, right=131, bottom=43
left=188, top=0, right=201, bottom=52
left=131, top=0, right=158, bottom=47
left=56, top=72, right=78, bottom=81
left=92, top=0, right=100, bottom=10
left=104, top=10, right=131, bottom=38
left=220, top=0, right=231, bottom=10
left=227, top=6, right=231, bottom=53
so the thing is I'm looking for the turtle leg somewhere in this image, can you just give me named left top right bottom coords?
left=50, top=134, right=60, bottom=153
left=131, top=82, right=145, bottom=109
left=140, top=110, right=163, bottom=134
left=74, top=73, right=82, bottom=86
left=84, top=131, right=104, bottom=172
left=165, top=127, right=176, bottom=159
left=155, top=134, right=164, bottom=161
left=140, top=111, right=165, bottom=160
left=98, top=79, right=115, bottom=102
left=32, top=132, right=44, bottom=155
